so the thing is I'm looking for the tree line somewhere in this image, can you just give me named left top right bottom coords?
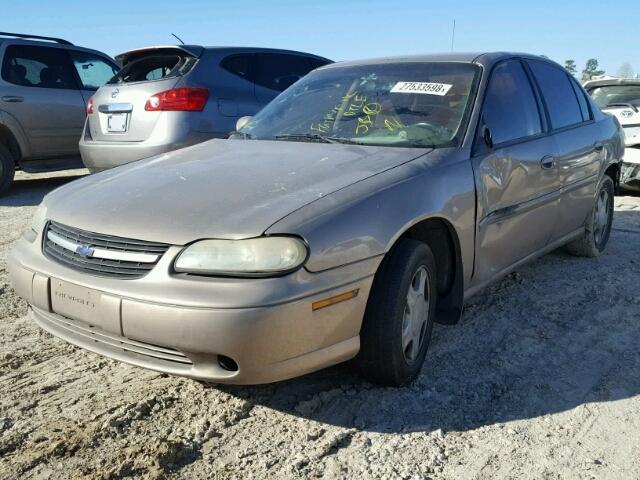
left=564, top=59, right=636, bottom=82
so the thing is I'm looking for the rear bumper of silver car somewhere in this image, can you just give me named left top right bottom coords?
left=9, top=232, right=378, bottom=384
left=79, top=128, right=220, bottom=173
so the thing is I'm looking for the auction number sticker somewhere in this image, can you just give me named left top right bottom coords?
left=391, top=82, right=453, bottom=96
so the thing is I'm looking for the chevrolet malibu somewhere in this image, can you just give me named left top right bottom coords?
left=9, top=52, right=623, bottom=386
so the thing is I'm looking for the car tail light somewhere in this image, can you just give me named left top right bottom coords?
left=86, top=96, right=94, bottom=114
left=144, top=87, right=209, bottom=112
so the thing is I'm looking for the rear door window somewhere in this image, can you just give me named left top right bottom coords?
left=108, top=54, right=196, bottom=84
left=527, top=60, right=584, bottom=129
left=254, top=54, right=314, bottom=92
left=1, top=44, right=77, bottom=89
left=69, top=51, right=119, bottom=90
left=482, top=60, right=542, bottom=145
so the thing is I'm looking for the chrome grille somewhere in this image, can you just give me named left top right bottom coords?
left=43, top=221, right=169, bottom=279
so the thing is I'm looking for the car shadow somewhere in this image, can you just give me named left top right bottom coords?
left=0, top=172, right=87, bottom=207
left=213, top=208, right=640, bottom=434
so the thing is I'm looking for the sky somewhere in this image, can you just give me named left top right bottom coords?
left=4, top=0, right=638, bottom=76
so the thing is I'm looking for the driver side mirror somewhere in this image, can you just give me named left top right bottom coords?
left=482, top=125, right=494, bottom=149
left=236, top=116, right=252, bottom=131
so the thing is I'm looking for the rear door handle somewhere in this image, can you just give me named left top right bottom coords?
left=594, top=142, right=604, bottom=152
left=540, top=155, right=556, bottom=170
left=1, top=95, right=24, bottom=103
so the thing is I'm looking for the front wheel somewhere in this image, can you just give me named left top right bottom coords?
left=566, top=175, right=615, bottom=257
left=357, top=239, right=437, bottom=386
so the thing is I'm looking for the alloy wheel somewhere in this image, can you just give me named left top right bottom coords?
left=401, top=266, right=430, bottom=363
left=593, top=186, right=611, bottom=246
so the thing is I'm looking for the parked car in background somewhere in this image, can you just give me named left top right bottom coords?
left=9, top=53, right=623, bottom=387
left=79, top=46, right=331, bottom=172
left=0, top=32, right=119, bottom=194
left=584, top=78, right=640, bottom=192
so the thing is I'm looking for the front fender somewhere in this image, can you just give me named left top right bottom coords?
left=267, top=150, right=477, bottom=285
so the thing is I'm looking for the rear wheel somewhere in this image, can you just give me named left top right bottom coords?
left=357, top=238, right=437, bottom=386
left=566, top=175, right=614, bottom=257
left=0, top=144, right=16, bottom=196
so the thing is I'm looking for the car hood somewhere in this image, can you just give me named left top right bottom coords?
left=45, top=139, right=430, bottom=245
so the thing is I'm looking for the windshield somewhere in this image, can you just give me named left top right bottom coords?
left=589, top=85, right=640, bottom=109
left=238, top=62, right=480, bottom=148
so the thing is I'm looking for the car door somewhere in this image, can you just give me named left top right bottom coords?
left=472, top=59, right=560, bottom=283
left=526, top=59, right=602, bottom=239
left=0, top=44, right=86, bottom=158
left=67, top=50, right=119, bottom=108
left=254, top=53, right=318, bottom=105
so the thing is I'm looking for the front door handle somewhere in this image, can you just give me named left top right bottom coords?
left=540, top=155, right=556, bottom=170
left=1, top=95, right=24, bottom=103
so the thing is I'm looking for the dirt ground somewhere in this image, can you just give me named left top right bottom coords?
left=1, top=170, right=639, bottom=480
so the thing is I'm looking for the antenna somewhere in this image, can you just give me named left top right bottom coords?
left=171, top=33, right=185, bottom=45
left=450, top=19, right=456, bottom=52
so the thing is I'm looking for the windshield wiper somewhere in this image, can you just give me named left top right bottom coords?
left=325, top=136, right=361, bottom=145
left=273, top=133, right=362, bottom=145
left=273, top=133, right=338, bottom=143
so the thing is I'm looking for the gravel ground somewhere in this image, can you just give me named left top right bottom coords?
left=1, top=170, right=639, bottom=480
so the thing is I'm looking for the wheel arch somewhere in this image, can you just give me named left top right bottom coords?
left=391, top=216, right=464, bottom=325
left=0, top=123, right=21, bottom=164
left=604, top=161, right=620, bottom=191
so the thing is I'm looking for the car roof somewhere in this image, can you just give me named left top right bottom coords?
left=317, top=51, right=560, bottom=70
left=0, top=37, right=116, bottom=62
left=116, top=45, right=332, bottom=63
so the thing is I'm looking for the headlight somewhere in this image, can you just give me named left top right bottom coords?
left=31, top=203, right=48, bottom=233
left=174, top=237, right=308, bottom=276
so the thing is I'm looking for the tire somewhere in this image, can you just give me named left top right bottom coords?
left=565, top=175, right=615, bottom=257
left=0, top=143, right=16, bottom=196
left=357, top=238, right=437, bottom=386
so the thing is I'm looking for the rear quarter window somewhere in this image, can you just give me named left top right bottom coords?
left=569, top=77, right=591, bottom=121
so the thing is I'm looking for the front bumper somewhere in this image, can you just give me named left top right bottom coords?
left=8, top=231, right=378, bottom=384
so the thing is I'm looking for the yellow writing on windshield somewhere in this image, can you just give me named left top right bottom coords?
left=311, top=91, right=385, bottom=136
left=384, top=117, right=404, bottom=132
left=355, top=101, right=382, bottom=135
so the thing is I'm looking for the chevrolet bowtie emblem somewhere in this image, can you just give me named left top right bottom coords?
left=75, top=245, right=95, bottom=258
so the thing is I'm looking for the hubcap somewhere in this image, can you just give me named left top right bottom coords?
left=593, top=186, right=611, bottom=246
left=401, top=266, right=430, bottom=363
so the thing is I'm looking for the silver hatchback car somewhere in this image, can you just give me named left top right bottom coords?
left=10, top=52, right=623, bottom=386
left=79, top=46, right=331, bottom=172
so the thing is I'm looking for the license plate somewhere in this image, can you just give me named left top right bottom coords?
left=107, top=113, right=128, bottom=132
left=51, top=278, right=101, bottom=324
